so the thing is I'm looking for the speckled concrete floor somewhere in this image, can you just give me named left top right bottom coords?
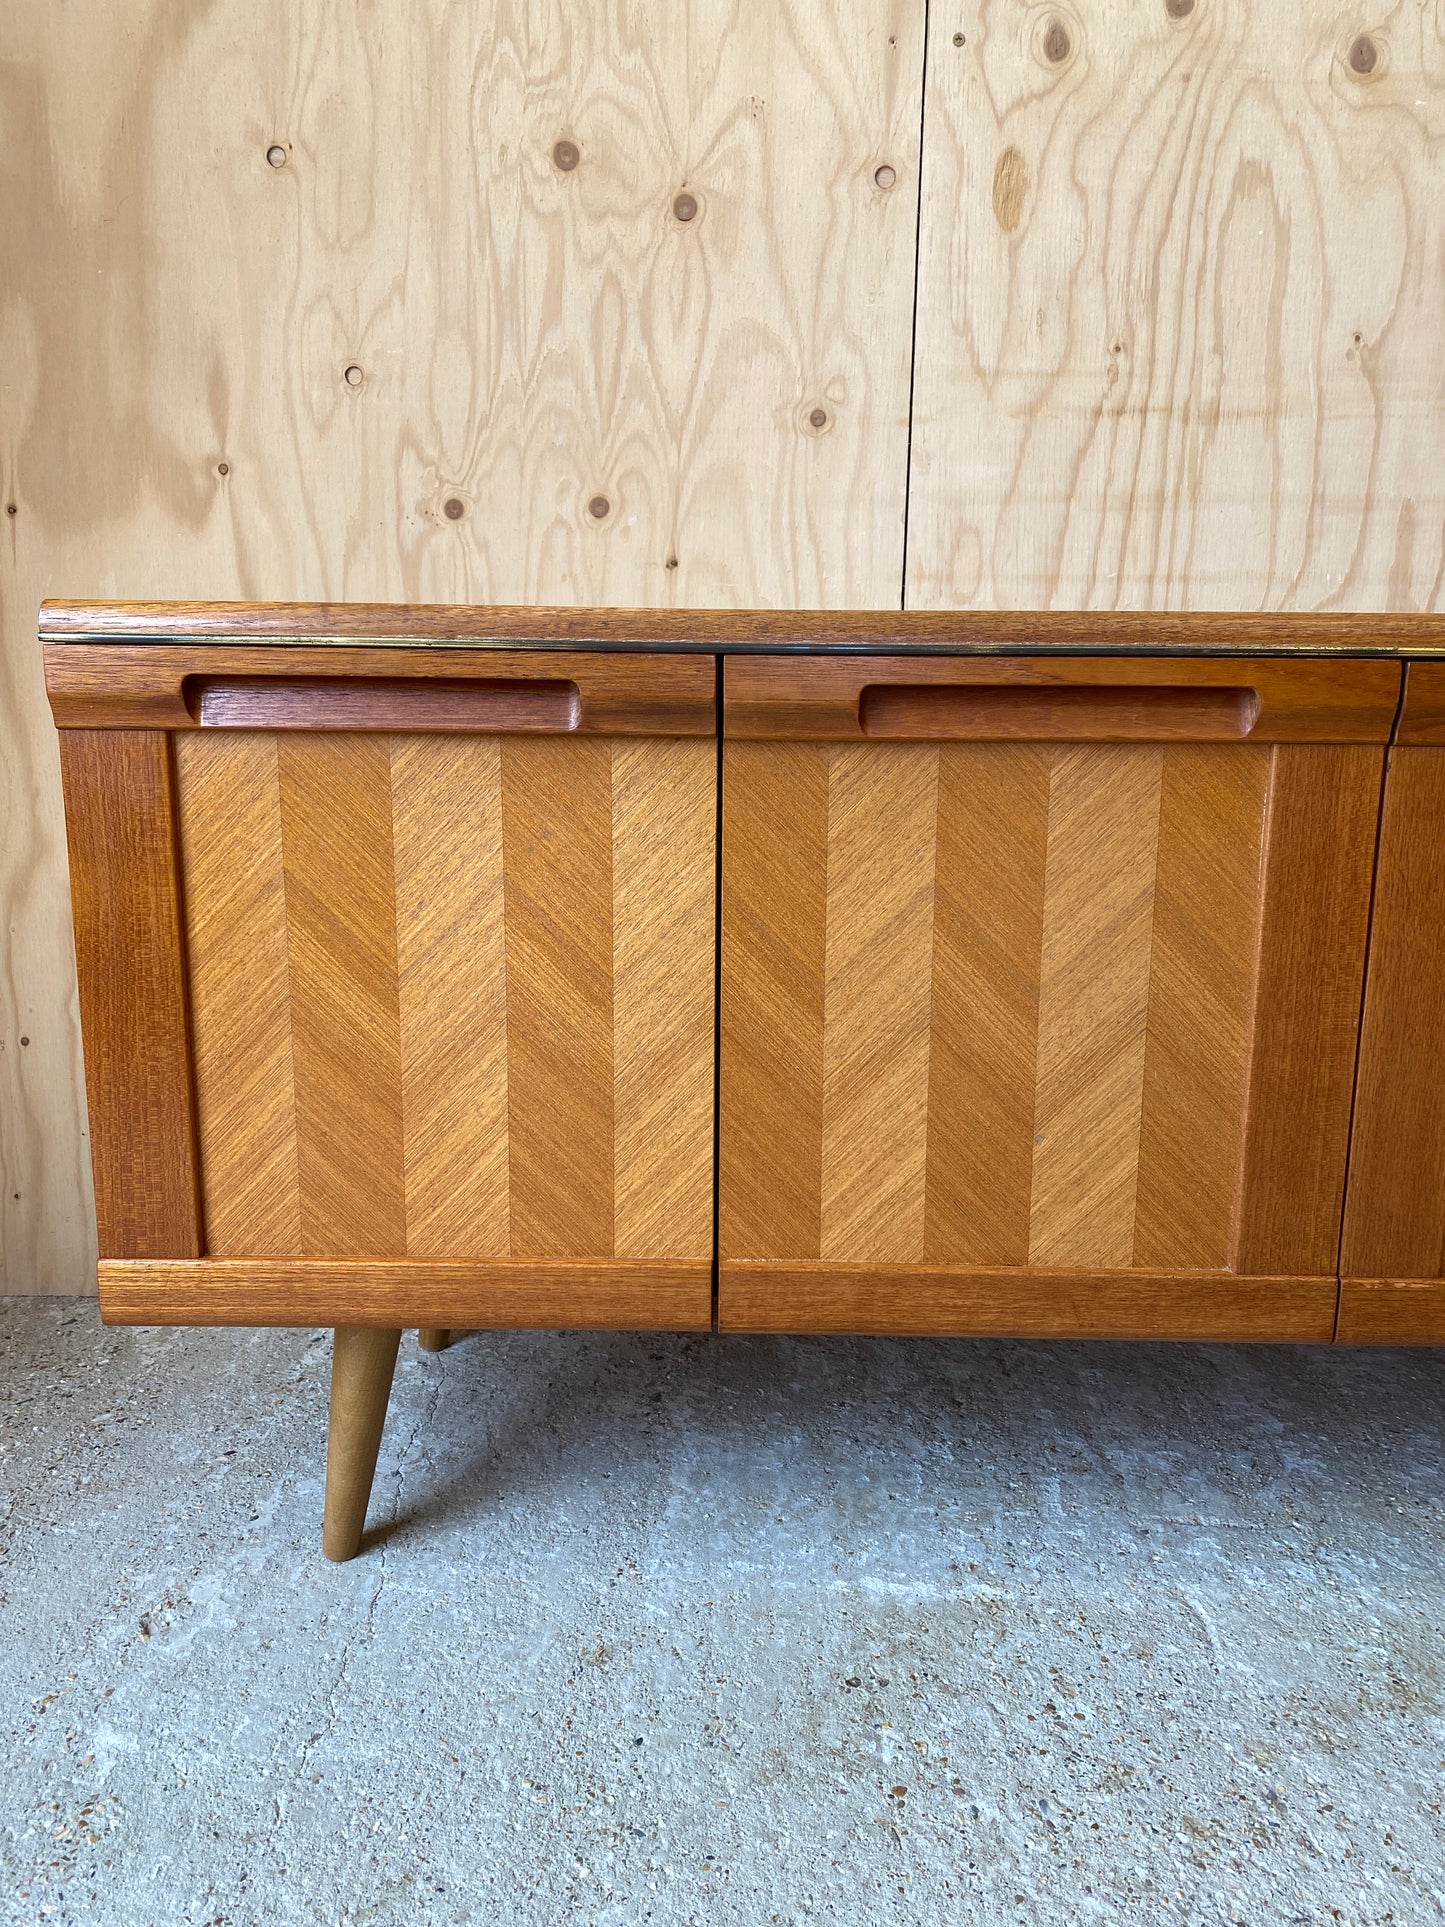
left=2, top=1299, right=1444, bottom=1926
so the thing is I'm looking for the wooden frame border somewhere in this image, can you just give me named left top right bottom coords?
left=58, top=731, right=203, bottom=1258
left=99, top=1259, right=713, bottom=1330
left=1337, top=1281, right=1445, bottom=1345
left=718, top=1263, right=1336, bottom=1341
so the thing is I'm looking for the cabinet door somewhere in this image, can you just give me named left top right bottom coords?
left=1340, top=664, right=1445, bottom=1341
left=719, top=654, right=1398, bottom=1340
left=52, top=646, right=717, bottom=1332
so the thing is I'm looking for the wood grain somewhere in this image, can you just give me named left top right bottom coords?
left=1132, top=748, right=1268, bottom=1270
left=611, top=739, right=716, bottom=1260
left=1337, top=1281, right=1445, bottom=1346
left=57, top=732, right=202, bottom=1260
left=1340, top=748, right=1445, bottom=1283
left=175, top=733, right=301, bottom=1256
left=1234, top=747, right=1384, bottom=1277
left=719, top=1263, right=1336, bottom=1342
left=906, top=2, right=1445, bottom=611
left=190, top=676, right=582, bottom=734
left=392, top=736, right=510, bottom=1259
left=820, top=745, right=937, bottom=1262
left=41, top=603, right=1445, bottom=654
left=7, top=0, right=1444, bottom=1301
left=98, top=1258, right=712, bottom=1330
left=323, top=1325, right=402, bottom=1562
left=1028, top=747, right=1162, bottom=1268
left=501, top=737, right=615, bottom=1258
left=722, top=654, right=1402, bottom=742
left=923, top=745, right=1048, bottom=1264
left=719, top=668, right=1385, bottom=1326
left=1394, top=663, right=1445, bottom=744
left=45, top=646, right=716, bottom=734
left=719, top=743, right=829, bottom=1260
left=278, top=735, right=409, bottom=1257
left=173, top=720, right=716, bottom=1281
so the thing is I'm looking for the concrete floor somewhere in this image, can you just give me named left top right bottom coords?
left=2, top=1302, right=1444, bottom=1926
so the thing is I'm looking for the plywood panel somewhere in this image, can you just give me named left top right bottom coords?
left=0, top=0, right=921, bottom=1289
left=907, top=3, right=1445, bottom=611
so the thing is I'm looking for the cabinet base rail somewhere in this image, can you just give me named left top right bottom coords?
left=98, top=1258, right=713, bottom=1331
left=98, top=1255, right=1344, bottom=1344
left=718, top=1262, right=1337, bottom=1343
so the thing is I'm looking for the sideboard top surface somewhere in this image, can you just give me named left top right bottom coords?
left=38, top=601, right=1445, bottom=658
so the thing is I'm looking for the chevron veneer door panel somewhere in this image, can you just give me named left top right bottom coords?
left=175, top=731, right=716, bottom=1288
left=719, top=662, right=1383, bottom=1338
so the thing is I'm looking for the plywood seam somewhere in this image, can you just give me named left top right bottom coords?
left=898, top=0, right=933, bottom=612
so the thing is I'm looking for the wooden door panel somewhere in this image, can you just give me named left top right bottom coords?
left=719, top=656, right=1387, bottom=1338
left=1340, top=675, right=1445, bottom=1338
left=175, top=729, right=716, bottom=1280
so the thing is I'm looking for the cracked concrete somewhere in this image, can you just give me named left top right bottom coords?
left=2, top=1297, right=1444, bottom=1924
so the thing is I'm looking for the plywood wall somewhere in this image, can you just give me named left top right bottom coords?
left=2, top=0, right=1442, bottom=1291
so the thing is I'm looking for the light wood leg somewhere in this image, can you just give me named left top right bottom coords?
left=417, top=1328, right=452, bottom=1352
left=322, top=1326, right=402, bottom=1562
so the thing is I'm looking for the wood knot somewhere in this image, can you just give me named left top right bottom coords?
left=443, top=496, right=466, bottom=521
left=588, top=494, right=611, bottom=519
left=1043, top=18, right=1071, bottom=62
left=807, top=406, right=830, bottom=431
left=673, top=191, right=699, bottom=222
left=1348, top=34, right=1378, bottom=74
left=266, top=144, right=288, bottom=168
left=553, top=139, right=580, bottom=172
left=343, top=364, right=364, bottom=387
left=874, top=163, right=897, bottom=190
left=1165, top=0, right=1194, bottom=17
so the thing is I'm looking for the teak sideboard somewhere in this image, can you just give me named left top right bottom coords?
left=43, top=602, right=1445, bottom=1559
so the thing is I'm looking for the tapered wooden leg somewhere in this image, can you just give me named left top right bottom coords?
left=322, top=1326, right=402, bottom=1562
left=417, top=1328, right=452, bottom=1352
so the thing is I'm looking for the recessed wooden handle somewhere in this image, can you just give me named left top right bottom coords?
left=184, top=676, right=581, bottom=733
left=723, top=655, right=1399, bottom=743
left=47, top=646, right=717, bottom=735
left=858, top=682, right=1261, bottom=742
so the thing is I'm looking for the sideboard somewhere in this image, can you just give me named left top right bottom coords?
left=42, top=602, right=1445, bottom=1558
